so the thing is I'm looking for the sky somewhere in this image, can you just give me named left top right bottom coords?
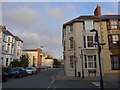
left=1, top=1, right=119, bottom=59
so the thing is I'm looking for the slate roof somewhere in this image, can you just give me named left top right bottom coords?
left=14, top=36, right=23, bottom=42
left=63, top=15, right=120, bottom=26
left=3, top=30, right=14, bottom=36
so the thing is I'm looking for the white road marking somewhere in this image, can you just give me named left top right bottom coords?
left=92, top=82, right=105, bottom=88
left=92, top=82, right=100, bottom=86
left=47, top=77, right=55, bottom=89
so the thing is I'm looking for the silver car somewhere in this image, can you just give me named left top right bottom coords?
left=25, top=67, right=36, bottom=75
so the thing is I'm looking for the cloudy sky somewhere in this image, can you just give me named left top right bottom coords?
left=2, top=1, right=118, bottom=59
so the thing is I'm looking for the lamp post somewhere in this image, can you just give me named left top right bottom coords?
left=90, top=29, right=105, bottom=90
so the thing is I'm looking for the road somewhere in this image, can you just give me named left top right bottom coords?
left=2, top=68, right=59, bottom=88
left=2, top=68, right=119, bottom=89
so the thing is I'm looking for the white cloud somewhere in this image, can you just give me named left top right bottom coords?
left=46, top=3, right=75, bottom=20
left=3, top=7, right=44, bottom=28
left=46, top=7, right=65, bottom=19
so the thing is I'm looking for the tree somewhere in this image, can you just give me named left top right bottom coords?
left=10, top=60, right=21, bottom=67
left=53, top=59, right=61, bottom=68
left=20, top=54, right=29, bottom=67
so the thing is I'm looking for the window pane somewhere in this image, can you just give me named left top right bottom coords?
left=87, top=36, right=93, bottom=41
left=88, top=62, right=93, bottom=68
left=88, top=56, right=93, bottom=61
left=88, top=42, right=94, bottom=47
left=70, top=24, right=73, bottom=32
left=83, top=36, right=86, bottom=48
left=111, top=56, right=120, bottom=69
left=112, top=35, right=119, bottom=41
left=114, top=56, right=119, bottom=63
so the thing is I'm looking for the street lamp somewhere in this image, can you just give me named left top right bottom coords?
left=90, top=29, right=105, bottom=90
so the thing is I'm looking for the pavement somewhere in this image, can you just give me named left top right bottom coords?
left=54, top=69, right=119, bottom=89
left=55, top=69, right=119, bottom=82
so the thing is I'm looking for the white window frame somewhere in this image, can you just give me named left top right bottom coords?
left=84, top=20, right=94, bottom=30
left=85, top=55, right=96, bottom=69
left=83, top=35, right=95, bottom=49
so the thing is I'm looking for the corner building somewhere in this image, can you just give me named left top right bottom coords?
left=62, top=6, right=120, bottom=77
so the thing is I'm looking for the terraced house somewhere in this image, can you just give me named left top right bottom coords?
left=0, top=26, right=23, bottom=67
left=62, top=6, right=120, bottom=77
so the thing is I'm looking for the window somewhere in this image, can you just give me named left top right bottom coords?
left=17, top=49, right=19, bottom=55
left=83, top=35, right=95, bottom=48
left=6, top=58, right=9, bottom=66
left=110, top=20, right=118, bottom=29
left=1, top=57, right=3, bottom=66
left=85, top=55, right=96, bottom=69
left=83, top=22, right=85, bottom=30
left=69, top=24, right=73, bottom=32
left=108, top=35, right=120, bottom=48
left=3, top=35, right=5, bottom=41
left=8, top=37, right=10, bottom=42
left=84, top=21, right=93, bottom=30
left=7, top=45, right=10, bottom=53
left=70, top=56, right=74, bottom=68
left=18, top=42, right=20, bottom=46
left=107, top=20, right=118, bottom=30
left=69, top=37, right=74, bottom=49
left=111, top=55, right=120, bottom=70
left=2, top=45, right=4, bottom=51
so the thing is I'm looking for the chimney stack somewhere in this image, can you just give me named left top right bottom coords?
left=0, top=26, right=7, bottom=30
left=94, top=5, right=101, bottom=16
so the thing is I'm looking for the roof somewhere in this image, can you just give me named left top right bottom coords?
left=14, top=36, right=23, bottom=42
left=100, top=15, right=120, bottom=20
left=63, top=15, right=120, bottom=26
left=45, top=57, right=53, bottom=59
left=3, top=30, right=14, bottom=36
left=23, top=49, right=37, bottom=51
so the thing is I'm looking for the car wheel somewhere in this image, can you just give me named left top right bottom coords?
left=32, top=71, right=34, bottom=75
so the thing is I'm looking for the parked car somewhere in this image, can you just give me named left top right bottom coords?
left=26, top=67, right=37, bottom=74
left=2, top=72, right=8, bottom=82
left=8, top=67, right=27, bottom=78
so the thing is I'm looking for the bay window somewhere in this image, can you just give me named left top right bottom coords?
left=111, top=55, right=120, bottom=70
left=108, top=35, right=120, bottom=48
left=107, top=20, right=118, bottom=30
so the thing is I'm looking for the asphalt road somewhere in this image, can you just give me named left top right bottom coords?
left=2, top=68, right=59, bottom=88
left=2, top=68, right=119, bottom=90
